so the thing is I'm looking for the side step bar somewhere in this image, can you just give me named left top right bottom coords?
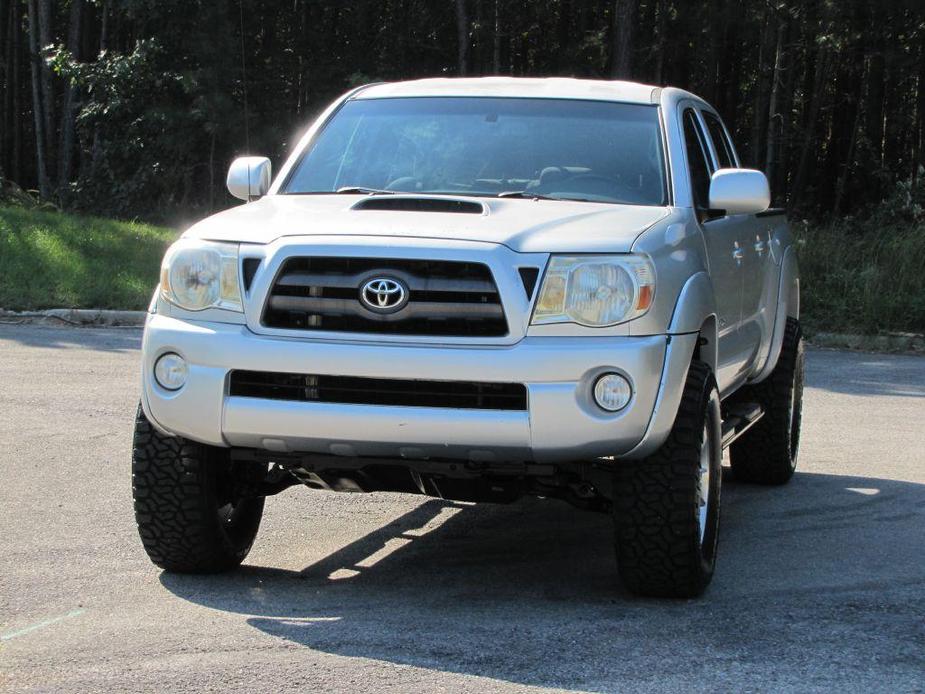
left=721, top=402, right=765, bottom=449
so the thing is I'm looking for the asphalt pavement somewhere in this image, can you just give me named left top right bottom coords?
left=1, top=324, right=923, bottom=693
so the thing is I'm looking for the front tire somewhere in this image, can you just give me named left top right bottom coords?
left=132, top=406, right=265, bottom=573
left=613, top=361, right=722, bottom=598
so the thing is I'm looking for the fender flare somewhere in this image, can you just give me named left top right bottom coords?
left=751, top=244, right=799, bottom=384
left=623, top=273, right=717, bottom=459
left=668, top=270, right=718, bottom=373
left=668, top=271, right=717, bottom=334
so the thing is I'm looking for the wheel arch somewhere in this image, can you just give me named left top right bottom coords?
left=667, top=271, right=717, bottom=337
left=667, top=270, right=718, bottom=382
left=622, top=272, right=718, bottom=460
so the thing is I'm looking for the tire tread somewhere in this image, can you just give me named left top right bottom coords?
left=613, top=361, right=720, bottom=598
left=132, top=407, right=262, bottom=573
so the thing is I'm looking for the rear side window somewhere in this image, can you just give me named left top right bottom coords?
left=702, top=112, right=737, bottom=169
left=682, top=109, right=713, bottom=209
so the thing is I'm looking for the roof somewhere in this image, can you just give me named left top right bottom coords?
left=353, top=77, right=662, bottom=104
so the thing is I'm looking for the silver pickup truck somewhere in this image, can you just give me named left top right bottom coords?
left=133, top=77, right=803, bottom=598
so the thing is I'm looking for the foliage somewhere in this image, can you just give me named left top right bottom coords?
left=796, top=179, right=925, bottom=335
left=0, top=204, right=176, bottom=311
left=47, top=40, right=210, bottom=219
left=1, top=1, right=924, bottom=225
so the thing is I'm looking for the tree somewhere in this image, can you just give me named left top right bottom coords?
left=25, top=0, right=49, bottom=198
left=1, top=0, right=924, bottom=221
left=456, top=0, right=469, bottom=76
left=57, top=0, right=82, bottom=202
left=610, top=0, right=635, bottom=78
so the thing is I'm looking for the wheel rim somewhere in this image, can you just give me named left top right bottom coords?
left=697, top=423, right=712, bottom=545
left=213, top=460, right=258, bottom=543
left=217, top=500, right=245, bottom=525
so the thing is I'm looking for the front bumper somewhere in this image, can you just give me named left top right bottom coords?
left=141, top=314, right=697, bottom=462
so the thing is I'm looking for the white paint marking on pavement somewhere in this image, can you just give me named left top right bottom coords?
left=1, top=609, right=85, bottom=641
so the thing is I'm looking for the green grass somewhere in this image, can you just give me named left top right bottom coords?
left=796, top=221, right=925, bottom=336
left=0, top=205, right=177, bottom=311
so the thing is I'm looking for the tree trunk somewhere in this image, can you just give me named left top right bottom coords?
left=914, top=31, right=925, bottom=183
left=867, top=46, right=885, bottom=171
left=750, top=8, right=772, bottom=167
left=790, top=49, right=830, bottom=212
left=36, top=0, right=54, bottom=181
left=58, top=0, right=82, bottom=201
left=100, top=0, right=110, bottom=53
left=653, top=0, right=666, bottom=84
left=26, top=0, right=49, bottom=197
left=610, top=0, right=635, bottom=78
left=554, top=0, right=571, bottom=74
left=832, top=87, right=863, bottom=218
left=10, top=0, right=21, bottom=181
left=1, top=0, right=11, bottom=178
left=764, top=16, right=785, bottom=186
left=455, top=0, right=468, bottom=76
left=492, top=0, right=500, bottom=73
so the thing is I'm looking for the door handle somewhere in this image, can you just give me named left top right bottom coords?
left=732, top=246, right=745, bottom=264
left=754, top=240, right=766, bottom=255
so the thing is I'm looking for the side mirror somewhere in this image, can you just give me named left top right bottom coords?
left=708, top=168, right=770, bottom=215
left=226, top=156, right=271, bottom=201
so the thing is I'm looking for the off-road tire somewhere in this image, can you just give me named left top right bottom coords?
left=132, top=406, right=265, bottom=572
left=729, top=318, right=804, bottom=485
left=613, top=361, right=722, bottom=598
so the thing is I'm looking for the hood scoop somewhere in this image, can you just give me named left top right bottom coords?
left=351, top=195, right=487, bottom=215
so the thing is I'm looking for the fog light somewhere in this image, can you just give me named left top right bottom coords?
left=154, top=353, right=188, bottom=391
left=593, top=373, right=632, bottom=412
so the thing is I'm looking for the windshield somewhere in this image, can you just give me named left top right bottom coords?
left=282, top=97, right=668, bottom=206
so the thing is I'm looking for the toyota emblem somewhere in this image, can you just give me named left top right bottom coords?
left=359, top=277, right=408, bottom=313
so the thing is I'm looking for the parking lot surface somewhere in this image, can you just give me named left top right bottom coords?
left=1, top=324, right=923, bottom=693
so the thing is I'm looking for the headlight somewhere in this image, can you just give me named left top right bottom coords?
left=160, top=240, right=243, bottom=312
left=532, top=255, right=655, bottom=327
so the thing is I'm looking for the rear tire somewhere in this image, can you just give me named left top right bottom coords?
left=729, top=317, right=804, bottom=485
left=613, top=361, right=722, bottom=598
left=132, top=406, right=265, bottom=573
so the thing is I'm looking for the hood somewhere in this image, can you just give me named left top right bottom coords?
left=183, top=194, right=669, bottom=254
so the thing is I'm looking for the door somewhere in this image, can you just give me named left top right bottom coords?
left=701, top=109, right=774, bottom=373
left=680, top=106, right=747, bottom=394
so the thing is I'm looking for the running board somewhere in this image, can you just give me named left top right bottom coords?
left=721, top=403, right=765, bottom=449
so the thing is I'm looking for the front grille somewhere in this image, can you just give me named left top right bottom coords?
left=262, top=257, right=507, bottom=337
left=229, top=371, right=528, bottom=411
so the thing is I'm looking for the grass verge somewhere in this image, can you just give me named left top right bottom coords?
left=796, top=221, right=925, bottom=336
left=0, top=205, right=177, bottom=311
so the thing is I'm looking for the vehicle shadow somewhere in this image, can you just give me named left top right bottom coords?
left=160, top=471, right=925, bottom=691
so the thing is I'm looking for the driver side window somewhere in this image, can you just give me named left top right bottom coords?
left=682, top=108, right=713, bottom=210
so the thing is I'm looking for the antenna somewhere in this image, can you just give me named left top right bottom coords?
left=239, top=0, right=251, bottom=153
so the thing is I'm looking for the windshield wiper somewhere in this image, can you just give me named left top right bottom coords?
left=497, top=190, right=602, bottom=203
left=496, top=190, right=558, bottom=201
left=334, top=186, right=395, bottom=195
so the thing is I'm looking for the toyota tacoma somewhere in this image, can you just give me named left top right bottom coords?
left=133, top=77, right=803, bottom=598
